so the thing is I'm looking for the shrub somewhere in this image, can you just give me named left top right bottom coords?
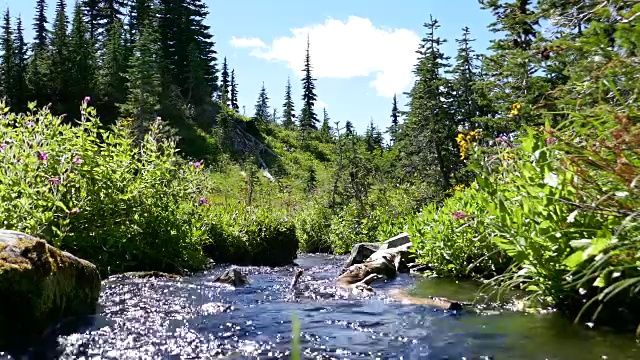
left=295, top=200, right=332, bottom=253
left=204, top=205, right=298, bottom=266
left=408, top=185, right=510, bottom=278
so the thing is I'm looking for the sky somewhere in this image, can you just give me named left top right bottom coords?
left=4, top=0, right=497, bottom=134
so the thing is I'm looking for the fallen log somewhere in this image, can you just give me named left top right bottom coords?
left=388, top=289, right=465, bottom=311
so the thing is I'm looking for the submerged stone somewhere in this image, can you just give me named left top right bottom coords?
left=0, top=230, right=101, bottom=342
left=214, top=268, right=248, bottom=287
left=343, top=243, right=380, bottom=269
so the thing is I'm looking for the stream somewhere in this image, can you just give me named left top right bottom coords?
left=4, top=254, right=640, bottom=359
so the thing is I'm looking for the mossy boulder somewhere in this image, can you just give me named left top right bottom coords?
left=0, top=230, right=101, bottom=341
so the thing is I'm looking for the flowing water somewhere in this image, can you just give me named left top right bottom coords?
left=3, top=254, right=640, bottom=359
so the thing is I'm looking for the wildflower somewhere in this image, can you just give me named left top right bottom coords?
left=73, top=156, right=83, bottom=164
left=48, top=177, right=61, bottom=185
left=69, top=208, right=81, bottom=215
left=453, top=211, right=467, bottom=220
left=192, top=160, right=203, bottom=169
left=456, top=129, right=482, bottom=160
left=198, top=197, right=210, bottom=205
left=25, top=121, right=35, bottom=128
left=546, top=137, right=556, bottom=145
left=0, top=143, right=6, bottom=152
left=509, top=103, right=522, bottom=117
left=496, top=136, right=508, bottom=143
left=83, top=96, right=91, bottom=104
left=37, top=150, right=48, bottom=162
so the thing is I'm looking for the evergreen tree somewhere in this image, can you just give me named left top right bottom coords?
left=69, top=1, right=97, bottom=110
left=27, top=0, right=51, bottom=108
left=281, top=76, right=295, bottom=128
left=220, top=56, right=230, bottom=105
left=477, top=0, right=550, bottom=132
left=82, top=0, right=100, bottom=43
left=320, top=107, right=331, bottom=141
left=99, top=18, right=128, bottom=118
left=448, top=27, right=484, bottom=131
left=365, top=119, right=383, bottom=153
left=389, top=93, right=399, bottom=143
left=119, top=17, right=162, bottom=139
left=230, top=69, right=239, bottom=110
left=127, top=0, right=154, bottom=42
left=0, top=9, right=15, bottom=103
left=12, top=16, right=28, bottom=111
left=299, top=36, right=318, bottom=132
left=50, top=0, right=71, bottom=113
left=98, top=0, right=126, bottom=33
left=398, top=16, right=457, bottom=188
left=253, top=82, right=270, bottom=123
left=158, top=0, right=218, bottom=105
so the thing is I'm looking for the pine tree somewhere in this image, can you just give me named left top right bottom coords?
left=281, top=76, right=295, bottom=128
left=399, top=16, right=456, bottom=188
left=50, top=0, right=71, bottom=113
left=448, top=27, right=484, bottom=131
left=0, top=9, right=15, bottom=103
left=220, top=56, right=230, bottom=105
left=119, top=17, right=162, bottom=139
left=12, top=16, right=28, bottom=111
left=127, top=0, right=154, bottom=42
left=99, top=18, right=128, bottom=117
left=27, top=0, right=51, bottom=108
left=389, top=93, right=399, bottom=143
left=320, top=107, right=331, bottom=141
left=69, top=1, right=97, bottom=109
left=253, top=82, right=270, bottom=123
left=82, top=0, right=100, bottom=43
left=98, top=0, right=126, bottom=33
left=477, top=0, right=550, bottom=132
left=299, top=36, right=318, bottom=132
left=158, top=0, right=218, bottom=104
left=230, top=69, right=239, bottom=110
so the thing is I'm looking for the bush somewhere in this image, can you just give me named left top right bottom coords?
left=0, top=101, right=302, bottom=276
left=295, top=200, right=332, bottom=253
left=204, top=205, right=298, bottom=266
left=408, top=185, right=511, bottom=278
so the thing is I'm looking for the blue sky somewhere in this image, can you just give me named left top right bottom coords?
left=5, top=0, right=496, bottom=134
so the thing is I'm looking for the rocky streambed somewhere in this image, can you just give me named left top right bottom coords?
left=2, top=233, right=640, bottom=359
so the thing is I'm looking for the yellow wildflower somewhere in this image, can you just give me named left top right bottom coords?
left=509, top=103, right=522, bottom=117
left=456, top=129, right=482, bottom=160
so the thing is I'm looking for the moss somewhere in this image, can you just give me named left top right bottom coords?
left=0, top=234, right=101, bottom=341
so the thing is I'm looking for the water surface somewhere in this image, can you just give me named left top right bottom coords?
left=3, top=254, right=639, bottom=359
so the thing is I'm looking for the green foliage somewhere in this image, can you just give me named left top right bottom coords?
left=294, top=200, right=332, bottom=253
left=408, top=185, right=510, bottom=278
left=0, top=102, right=301, bottom=276
left=204, top=205, right=298, bottom=267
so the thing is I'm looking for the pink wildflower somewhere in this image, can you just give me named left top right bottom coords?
left=453, top=211, right=467, bottom=220
left=73, top=156, right=83, bottom=164
left=48, top=177, right=61, bottom=185
left=83, top=96, right=91, bottom=104
left=198, top=197, right=210, bottom=205
left=0, top=143, right=6, bottom=152
left=37, top=150, right=48, bottom=162
left=546, top=137, right=556, bottom=145
left=26, top=121, right=35, bottom=128
left=193, top=160, right=203, bottom=169
left=69, top=208, right=81, bottom=215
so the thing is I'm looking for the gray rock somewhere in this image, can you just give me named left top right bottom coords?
left=379, top=232, right=411, bottom=251
left=343, top=243, right=380, bottom=268
left=0, top=230, right=101, bottom=339
left=214, top=268, right=248, bottom=287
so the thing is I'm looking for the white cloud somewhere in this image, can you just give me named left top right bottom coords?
left=230, top=16, right=420, bottom=98
left=316, top=100, right=328, bottom=109
left=230, top=36, right=267, bottom=49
